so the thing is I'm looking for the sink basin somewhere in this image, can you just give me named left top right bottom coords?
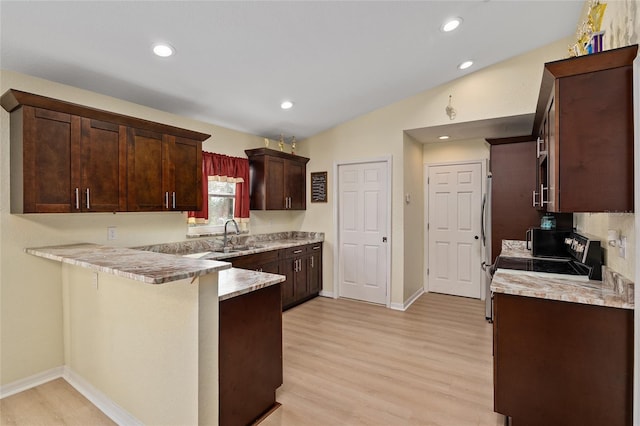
left=213, top=244, right=263, bottom=254
left=182, top=251, right=213, bottom=259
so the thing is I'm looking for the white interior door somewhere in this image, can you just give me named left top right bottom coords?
left=427, top=163, right=482, bottom=299
left=338, top=161, right=388, bottom=305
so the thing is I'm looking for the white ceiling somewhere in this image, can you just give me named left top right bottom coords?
left=0, top=1, right=582, bottom=141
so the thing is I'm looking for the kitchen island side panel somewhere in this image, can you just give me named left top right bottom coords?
left=62, top=264, right=217, bottom=425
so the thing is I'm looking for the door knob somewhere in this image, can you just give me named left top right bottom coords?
left=474, top=235, right=479, bottom=240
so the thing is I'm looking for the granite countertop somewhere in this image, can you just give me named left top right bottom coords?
left=26, top=243, right=231, bottom=285
left=218, top=268, right=285, bottom=301
left=136, top=231, right=324, bottom=261
left=491, top=240, right=634, bottom=310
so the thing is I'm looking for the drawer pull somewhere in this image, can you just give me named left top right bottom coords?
left=312, top=246, right=320, bottom=250
left=293, top=249, right=303, bottom=254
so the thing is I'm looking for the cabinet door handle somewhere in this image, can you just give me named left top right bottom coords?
left=172, top=192, right=176, bottom=209
left=85, top=188, right=90, bottom=210
left=311, top=255, right=314, bottom=268
left=540, top=184, right=548, bottom=206
left=75, top=188, right=80, bottom=210
left=532, top=190, right=539, bottom=207
left=536, top=137, right=541, bottom=158
left=165, top=192, right=169, bottom=209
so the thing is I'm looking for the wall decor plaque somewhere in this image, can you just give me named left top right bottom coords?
left=310, top=172, right=327, bottom=203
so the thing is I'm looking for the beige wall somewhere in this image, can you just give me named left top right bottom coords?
left=403, top=134, right=425, bottom=303
left=423, top=138, right=490, bottom=165
left=0, top=70, right=292, bottom=386
left=300, top=38, right=570, bottom=304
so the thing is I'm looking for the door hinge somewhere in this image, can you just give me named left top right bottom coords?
left=427, top=268, right=429, bottom=275
left=427, top=223, right=429, bottom=230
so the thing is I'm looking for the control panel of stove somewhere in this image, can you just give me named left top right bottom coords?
left=563, top=232, right=603, bottom=280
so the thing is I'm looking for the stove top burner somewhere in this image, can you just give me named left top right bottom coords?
left=495, top=256, right=589, bottom=277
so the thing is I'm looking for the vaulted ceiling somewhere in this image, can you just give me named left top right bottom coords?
left=0, top=1, right=582, bottom=140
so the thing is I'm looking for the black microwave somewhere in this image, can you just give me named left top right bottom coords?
left=526, top=228, right=572, bottom=258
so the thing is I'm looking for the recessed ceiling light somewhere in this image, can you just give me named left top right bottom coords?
left=280, top=100, right=294, bottom=110
left=152, top=43, right=175, bottom=58
left=458, top=60, right=473, bottom=70
left=438, top=135, right=450, bottom=140
left=442, top=18, right=462, bottom=32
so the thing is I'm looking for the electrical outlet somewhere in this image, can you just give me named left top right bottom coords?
left=107, top=226, right=117, bottom=240
left=619, top=236, right=627, bottom=259
left=92, top=272, right=99, bottom=290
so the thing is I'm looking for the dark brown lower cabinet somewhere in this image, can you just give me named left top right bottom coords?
left=219, top=284, right=282, bottom=426
left=280, top=243, right=322, bottom=310
left=493, top=293, right=633, bottom=426
left=225, top=243, right=323, bottom=311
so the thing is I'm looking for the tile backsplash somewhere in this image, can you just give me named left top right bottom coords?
left=574, top=212, right=635, bottom=280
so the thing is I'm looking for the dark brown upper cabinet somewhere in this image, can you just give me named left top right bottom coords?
left=532, top=44, right=637, bottom=213
left=245, top=148, right=310, bottom=210
left=126, top=130, right=202, bottom=212
left=1, top=89, right=209, bottom=213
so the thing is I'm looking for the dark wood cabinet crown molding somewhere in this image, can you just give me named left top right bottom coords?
left=532, top=44, right=638, bottom=134
left=244, top=147, right=310, bottom=164
left=1, top=89, right=211, bottom=142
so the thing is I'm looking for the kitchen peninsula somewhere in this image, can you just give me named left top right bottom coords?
left=491, top=241, right=633, bottom=426
left=26, top=243, right=286, bottom=425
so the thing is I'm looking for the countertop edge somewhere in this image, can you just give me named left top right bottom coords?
left=218, top=268, right=286, bottom=301
left=491, top=270, right=634, bottom=310
left=26, top=244, right=232, bottom=285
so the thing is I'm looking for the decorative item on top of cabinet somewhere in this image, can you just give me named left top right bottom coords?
left=245, top=148, right=310, bottom=210
left=532, top=44, right=637, bottom=213
left=0, top=89, right=210, bottom=213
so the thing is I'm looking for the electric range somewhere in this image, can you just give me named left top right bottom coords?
left=494, top=231, right=603, bottom=281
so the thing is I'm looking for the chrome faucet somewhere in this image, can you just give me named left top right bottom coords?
left=223, top=219, right=240, bottom=252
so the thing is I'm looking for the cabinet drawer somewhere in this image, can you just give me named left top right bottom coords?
left=283, top=245, right=308, bottom=259
left=231, top=250, right=279, bottom=269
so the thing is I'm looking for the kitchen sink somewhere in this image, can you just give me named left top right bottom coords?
left=214, top=244, right=263, bottom=254
left=181, top=251, right=213, bottom=259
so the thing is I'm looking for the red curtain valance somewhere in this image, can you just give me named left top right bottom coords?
left=188, top=152, right=250, bottom=221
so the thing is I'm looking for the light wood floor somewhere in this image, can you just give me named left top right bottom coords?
left=262, top=293, right=503, bottom=426
left=1, top=293, right=502, bottom=426
left=0, top=378, right=115, bottom=425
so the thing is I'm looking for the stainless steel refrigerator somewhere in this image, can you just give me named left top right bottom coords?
left=481, top=173, right=493, bottom=321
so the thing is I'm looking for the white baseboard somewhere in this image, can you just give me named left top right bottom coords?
left=64, top=367, right=142, bottom=426
left=390, top=287, right=425, bottom=311
left=0, top=366, right=140, bottom=426
left=319, top=290, right=334, bottom=298
left=0, top=366, right=64, bottom=399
